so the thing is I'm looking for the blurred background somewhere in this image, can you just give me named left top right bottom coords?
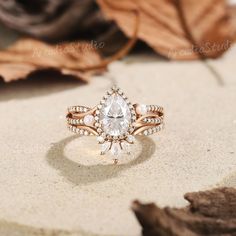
left=0, top=0, right=235, bottom=83
left=0, top=1, right=236, bottom=236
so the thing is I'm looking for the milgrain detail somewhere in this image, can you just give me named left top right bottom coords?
left=66, top=86, right=164, bottom=161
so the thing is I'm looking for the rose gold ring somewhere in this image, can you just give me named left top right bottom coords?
left=66, top=86, right=164, bottom=162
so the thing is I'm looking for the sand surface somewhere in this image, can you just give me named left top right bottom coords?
left=0, top=30, right=236, bottom=235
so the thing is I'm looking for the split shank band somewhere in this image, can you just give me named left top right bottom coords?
left=66, top=86, right=164, bottom=158
left=67, top=104, right=164, bottom=137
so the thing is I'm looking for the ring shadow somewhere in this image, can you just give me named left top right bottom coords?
left=46, top=135, right=156, bottom=186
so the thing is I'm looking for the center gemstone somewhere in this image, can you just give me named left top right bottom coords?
left=99, top=93, right=132, bottom=136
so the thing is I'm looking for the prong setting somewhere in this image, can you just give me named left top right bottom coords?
left=95, top=87, right=136, bottom=158
left=66, top=88, right=164, bottom=163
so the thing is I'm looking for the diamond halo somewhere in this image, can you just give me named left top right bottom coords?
left=95, top=86, right=136, bottom=157
left=66, top=86, right=164, bottom=163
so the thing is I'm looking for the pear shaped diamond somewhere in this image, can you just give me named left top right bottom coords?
left=99, top=92, right=132, bottom=137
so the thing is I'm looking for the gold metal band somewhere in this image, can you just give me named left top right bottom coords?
left=66, top=104, right=164, bottom=136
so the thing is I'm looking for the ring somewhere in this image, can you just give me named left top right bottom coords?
left=66, top=86, right=164, bottom=162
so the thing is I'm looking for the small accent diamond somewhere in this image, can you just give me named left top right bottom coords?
left=101, top=142, right=111, bottom=154
left=121, top=141, right=131, bottom=154
left=97, top=136, right=105, bottom=143
left=127, top=135, right=135, bottom=143
left=111, top=143, right=121, bottom=156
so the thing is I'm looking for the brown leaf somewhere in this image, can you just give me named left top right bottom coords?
left=0, top=39, right=104, bottom=82
left=96, top=0, right=234, bottom=60
left=132, top=187, right=236, bottom=236
left=185, top=187, right=236, bottom=219
left=0, top=63, right=37, bottom=82
left=0, top=16, right=139, bottom=83
left=228, top=5, right=236, bottom=42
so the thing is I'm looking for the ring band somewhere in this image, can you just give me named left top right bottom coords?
left=66, top=86, right=164, bottom=161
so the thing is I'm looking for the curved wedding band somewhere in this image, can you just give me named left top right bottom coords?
left=66, top=86, right=164, bottom=161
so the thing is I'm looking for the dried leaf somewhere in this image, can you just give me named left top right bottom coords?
left=228, top=5, right=236, bottom=42
left=96, top=0, right=234, bottom=60
left=132, top=188, right=236, bottom=236
left=0, top=63, right=37, bottom=82
left=0, top=16, right=139, bottom=83
left=0, top=39, right=104, bottom=82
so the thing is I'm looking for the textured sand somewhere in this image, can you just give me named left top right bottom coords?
left=0, top=42, right=236, bottom=235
